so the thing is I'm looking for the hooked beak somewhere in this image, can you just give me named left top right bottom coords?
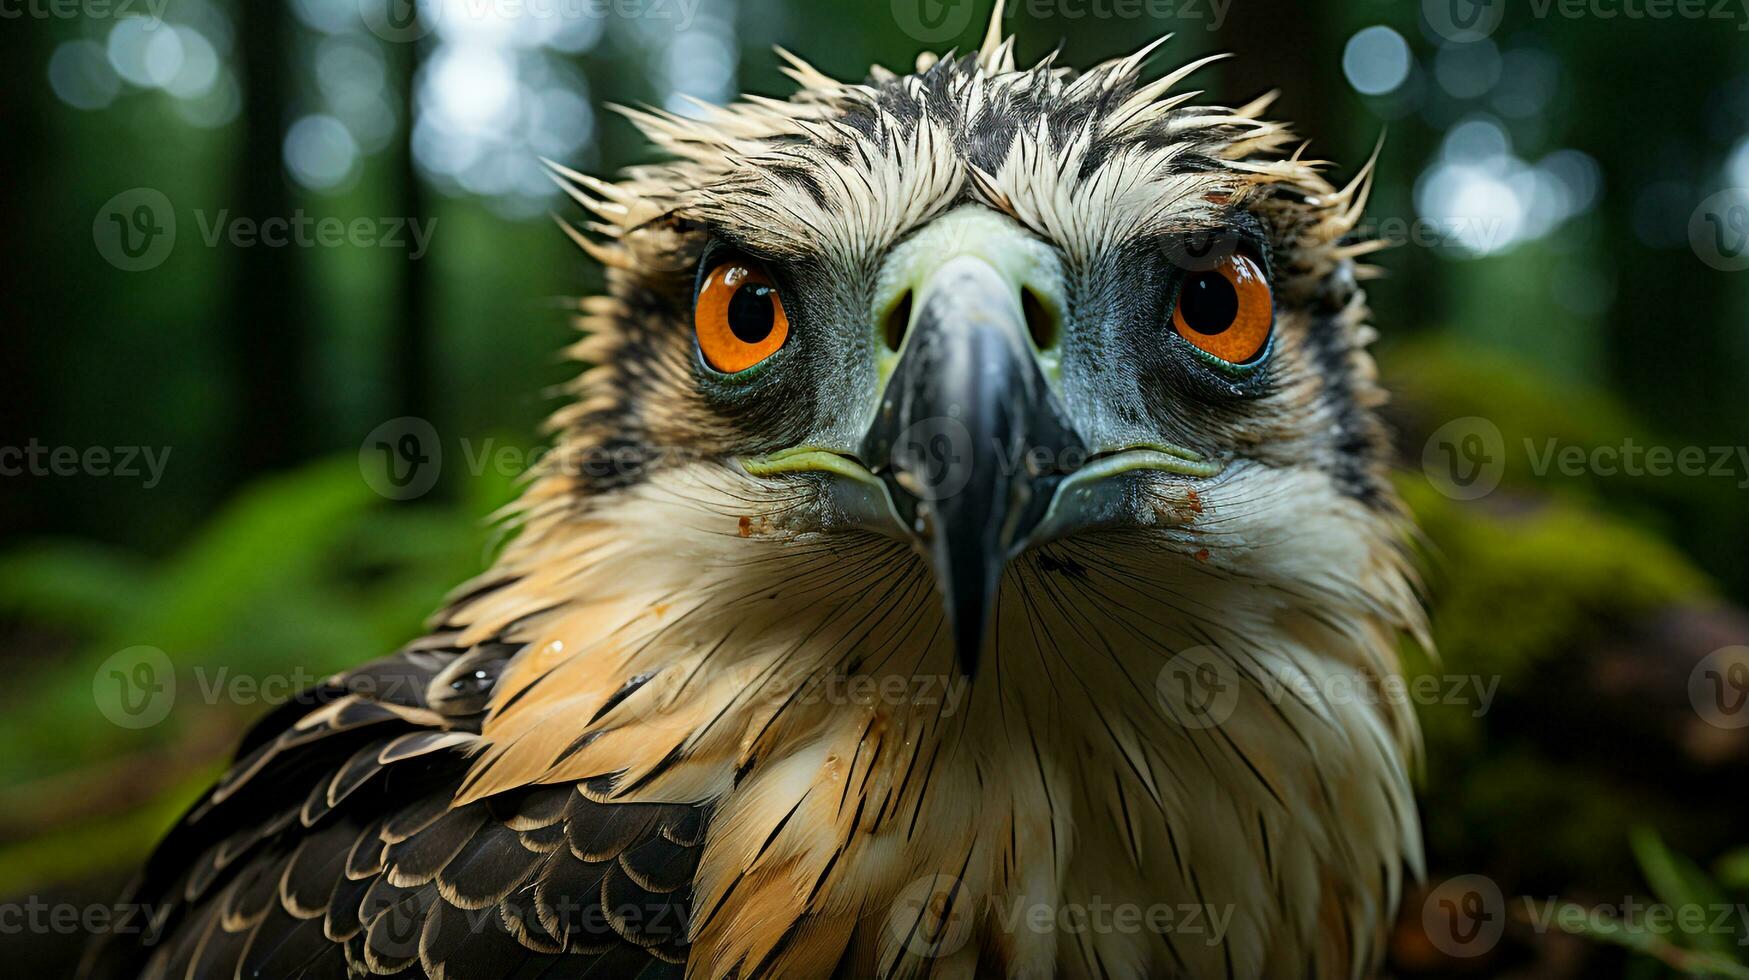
left=861, top=255, right=1086, bottom=674
left=739, top=207, right=1224, bottom=676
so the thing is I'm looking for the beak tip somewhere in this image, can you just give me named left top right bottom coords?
left=948, top=596, right=988, bottom=678
left=860, top=250, right=1085, bottom=684
left=940, top=553, right=1002, bottom=678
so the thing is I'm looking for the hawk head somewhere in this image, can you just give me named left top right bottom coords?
left=84, top=13, right=1432, bottom=980
left=450, top=13, right=1427, bottom=976
left=538, top=27, right=1411, bottom=672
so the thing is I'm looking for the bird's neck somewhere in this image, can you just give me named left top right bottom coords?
left=437, top=466, right=1420, bottom=978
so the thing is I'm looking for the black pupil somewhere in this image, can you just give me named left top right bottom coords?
left=727, top=282, right=776, bottom=344
left=1179, top=271, right=1238, bottom=335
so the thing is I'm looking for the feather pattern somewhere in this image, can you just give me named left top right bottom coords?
left=87, top=14, right=1423, bottom=980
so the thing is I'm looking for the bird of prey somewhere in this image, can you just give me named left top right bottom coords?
left=85, top=9, right=1426, bottom=980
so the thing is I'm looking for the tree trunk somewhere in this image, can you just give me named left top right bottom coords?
left=227, top=0, right=311, bottom=476
left=390, top=28, right=431, bottom=424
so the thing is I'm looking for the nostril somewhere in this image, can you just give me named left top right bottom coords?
left=1022, top=287, right=1057, bottom=351
left=883, top=291, right=913, bottom=352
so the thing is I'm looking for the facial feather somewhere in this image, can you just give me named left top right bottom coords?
left=441, top=17, right=1425, bottom=980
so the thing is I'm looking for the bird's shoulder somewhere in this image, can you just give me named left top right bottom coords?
left=81, top=634, right=704, bottom=980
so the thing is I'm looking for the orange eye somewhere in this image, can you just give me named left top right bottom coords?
left=1171, top=252, right=1273, bottom=366
left=695, top=259, right=789, bottom=374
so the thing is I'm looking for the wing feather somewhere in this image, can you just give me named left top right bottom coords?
left=79, top=639, right=707, bottom=980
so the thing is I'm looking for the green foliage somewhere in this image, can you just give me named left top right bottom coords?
left=0, top=452, right=521, bottom=895
left=1392, top=340, right=1727, bottom=893
left=1387, top=338, right=1749, bottom=597
left=1388, top=339, right=1648, bottom=463
left=1403, top=477, right=1712, bottom=689
left=1541, top=830, right=1749, bottom=978
left=0, top=770, right=217, bottom=899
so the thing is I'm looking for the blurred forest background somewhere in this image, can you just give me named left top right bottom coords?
left=2, top=0, right=1748, bottom=976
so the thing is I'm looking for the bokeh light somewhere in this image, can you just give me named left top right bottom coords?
left=285, top=114, right=362, bottom=191
left=1415, top=115, right=1601, bottom=257
left=1343, top=26, right=1412, bottom=97
left=47, top=41, right=121, bottom=112
left=1433, top=38, right=1501, bottom=99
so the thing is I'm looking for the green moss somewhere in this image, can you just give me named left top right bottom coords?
left=1404, top=477, right=1713, bottom=687
left=1387, top=338, right=1648, bottom=466
left=0, top=768, right=217, bottom=897
left=1385, top=337, right=1748, bottom=596
left=1396, top=458, right=1721, bottom=889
